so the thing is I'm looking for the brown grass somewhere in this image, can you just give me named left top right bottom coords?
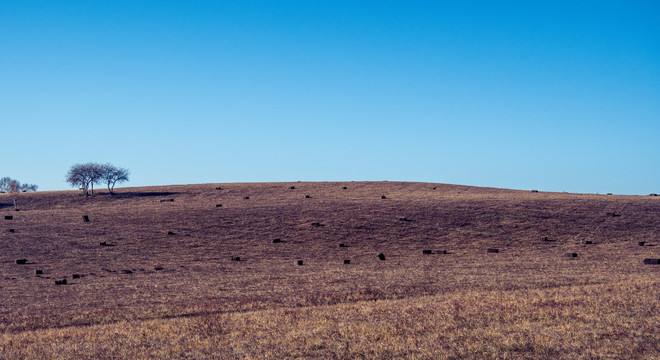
left=1, top=182, right=658, bottom=359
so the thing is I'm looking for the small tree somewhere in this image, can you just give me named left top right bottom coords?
left=66, top=164, right=88, bottom=195
left=9, top=180, right=19, bottom=193
left=0, top=177, right=11, bottom=193
left=66, top=163, right=103, bottom=196
left=100, top=163, right=130, bottom=195
left=86, top=163, right=103, bottom=196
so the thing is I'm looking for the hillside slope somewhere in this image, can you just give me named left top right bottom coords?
left=1, top=182, right=658, bottom=358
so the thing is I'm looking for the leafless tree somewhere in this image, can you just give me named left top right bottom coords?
left=66, top=165, right=87, bottom=195
left=9, top=180, right=20, bottom=193
left=100, top=163, right=130, bottom=195
left=66, top=164, right=91, bottom=196
left=87, top=164, right=103, bottom=196
left=66, top=163, right=103, bottom=196
left=0, top=177, right=11, bottom=193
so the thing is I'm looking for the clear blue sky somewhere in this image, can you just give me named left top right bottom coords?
left=1, top=1, right=658, bottom=194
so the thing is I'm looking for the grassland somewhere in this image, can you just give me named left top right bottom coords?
left=1, top=182, right=658, bottom=359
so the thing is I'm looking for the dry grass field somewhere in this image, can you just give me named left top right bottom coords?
left=1, top=181, right=658, bottom=359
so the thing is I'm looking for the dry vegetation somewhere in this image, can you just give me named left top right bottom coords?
left=1, top=181, right=658, bottom=359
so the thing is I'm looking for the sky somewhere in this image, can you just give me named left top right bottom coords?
left=1, top=1, right=658, bottom=194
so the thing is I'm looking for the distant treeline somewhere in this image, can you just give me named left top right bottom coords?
left=0, top=177, right=38, bottom=193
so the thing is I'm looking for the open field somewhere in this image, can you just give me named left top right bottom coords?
left=1, top=181, right=658, bottom=359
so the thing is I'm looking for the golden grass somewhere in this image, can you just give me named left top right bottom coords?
left=2, top=280, right=657, bottom=359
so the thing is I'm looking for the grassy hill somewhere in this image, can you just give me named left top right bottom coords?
left=1, top=182, right=658, bottom=359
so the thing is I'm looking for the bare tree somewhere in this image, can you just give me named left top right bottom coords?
left=87, top=163, right=103, bottom=196
left=0, top=177, right=11, bottom=193
left=66, top=164, right=91, bottom=196
left=66, top=163, right=103, bottom=196
left=9, top=180, right=20, bottom=193
left=100, top=163, right=130, bottom=195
